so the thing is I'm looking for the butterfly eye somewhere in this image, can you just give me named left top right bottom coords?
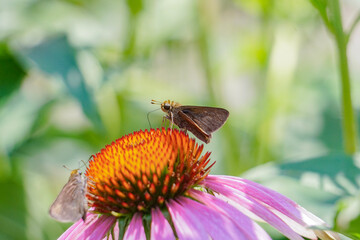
left=163, top=103, right=171, bottom=111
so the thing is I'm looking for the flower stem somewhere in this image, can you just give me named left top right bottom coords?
left=328, top=0, right=358, bottom=154
left=346, top=11, right=360, bottom=43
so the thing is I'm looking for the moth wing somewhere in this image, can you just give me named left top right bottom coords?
left=178, top=106, right=229, bottom=133
left=49, top=174, right=87, bottom=222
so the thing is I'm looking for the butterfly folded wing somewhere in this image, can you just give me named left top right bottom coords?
left=49, top=173, right=87, bottom=222
left=176, top=106, right=229, bottom=143
left=178, top=110, right=211, bottom=143
left=179, top=107, right=229, bottom=132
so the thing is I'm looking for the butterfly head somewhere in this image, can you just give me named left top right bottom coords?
left=151, top=100, right=181, bottom=113
left=70, top=169, right=81, bottom=176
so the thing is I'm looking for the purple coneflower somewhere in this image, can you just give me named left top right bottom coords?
left=59, top=128, right=339, bottom=240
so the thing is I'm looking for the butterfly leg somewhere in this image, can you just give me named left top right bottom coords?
left=178, top=128, right=187, bottom=134
left=169, top=112, right=174, bottom=134
left=162, top=115, right=171, bottom=129
left=161, top=116, right=166, bottom=128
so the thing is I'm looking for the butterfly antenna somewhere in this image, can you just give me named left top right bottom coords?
left=63, top=165, right=72, bottom=171
left=151, top=99, right=162, bottom=105
left=81, top=160, right=88, bottom=169
left=147, top=108, right=160, bottom=129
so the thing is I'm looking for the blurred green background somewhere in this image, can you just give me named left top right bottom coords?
left=1, top=0, right=360, bottom=239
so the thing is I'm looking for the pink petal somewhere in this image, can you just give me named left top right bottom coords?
left=203, top=176, right=327, bottom=239
left=86, top=216, right=116, bottom=240
left=202, top=179, right=306, bottom=240
left=58, top=215, right=91, bottom=239
left=166, top=199, right=209, bottom=240
left=168, top=197, right=253, bottom=239
left=123, top=212, right=146, bottom=240
left=58, top=213, right=116, bottom=240
left=207, top=175, right=326, bottom=226
left=151, top=207, right=175, bottom=240
left=177, top=196, right=253, bottom=240
left=189, top=189, right=271, bottom=240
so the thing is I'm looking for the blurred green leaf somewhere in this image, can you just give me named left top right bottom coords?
left=348, top=215, right=360, bottom=237
left=19, top=35, right=103, bottom=131
left=0, top=161, right=27, bottom=240
left=279, top=153, right=359, bottom=195
left=0, top=43, right=26, bottom=102
left=318, top=109, right=343, bottom=151
left=346, top=232, right=360, bottom=240
left=0, top=93, right=42, bottom=155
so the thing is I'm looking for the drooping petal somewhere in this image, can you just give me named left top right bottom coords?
left=123, top=213, right=146, bottom=240
left=202, top=179, right=306, bottom=240
left=183, top=196, right=256, bottom=239
left=203, top=176, right=340, bottom=239
left=189, top=189, right=271, bottom=240
left=58, top=213, right=116, bottom=240
left=85, top=216, right=116, bottom=240
left=206, top=175, right=326, bottom=226
left=167, top=199, right=208, bottom=240
left=169, top=196, right=252, bottom=240
left=151, top=207, right=175, bottom=240
left=58, top=213, right=96, bottom=240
